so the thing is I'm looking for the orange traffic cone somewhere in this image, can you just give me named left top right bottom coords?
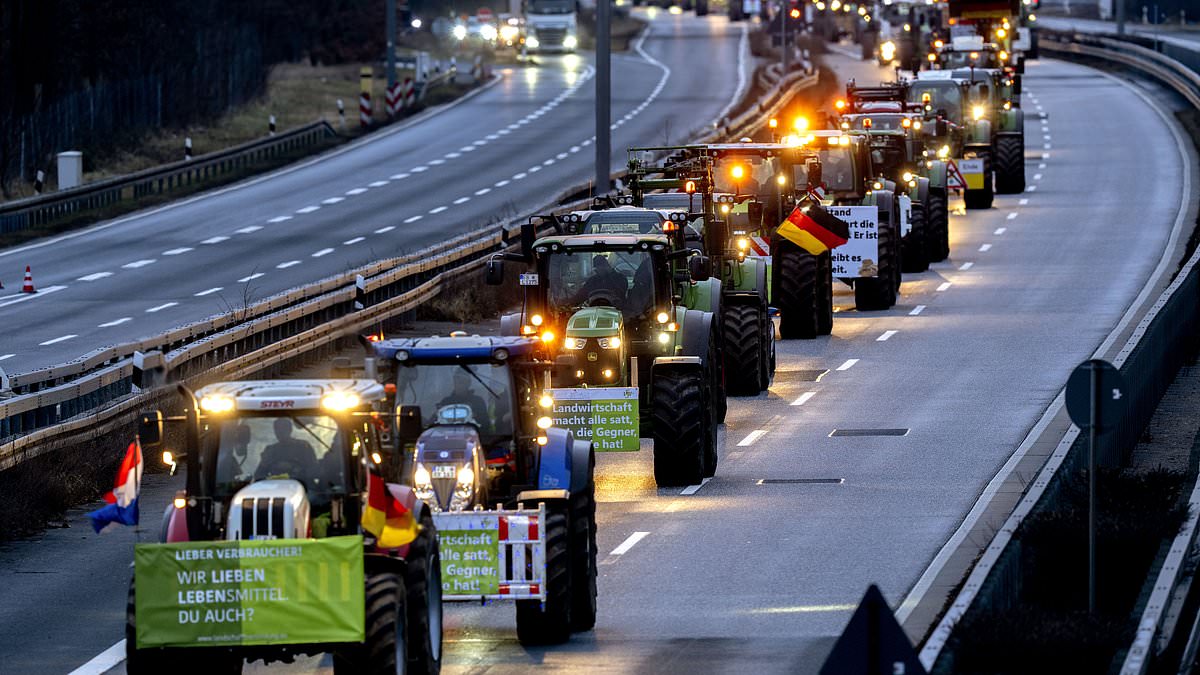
left=21, top=266, right=35, bottom=293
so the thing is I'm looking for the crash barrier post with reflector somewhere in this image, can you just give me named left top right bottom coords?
left=386, top=83, right=402, bottom=117
left=33, top=170, right=44, bottom=194
left=184, top=137, right=193, bottom=161
left=359, top=67, right=373, bottom=127
left=337, top=99, right=345, bottom=128
left=432, top=503, right=547, bottom=601
left=353, top=274, right=366, bottom=310
left=403, top=78, right=416, bottom=108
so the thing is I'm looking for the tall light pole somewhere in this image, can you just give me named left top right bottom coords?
left=386, top=0, right=398, bottom=89
left=595, top=0, right=612, bottom=194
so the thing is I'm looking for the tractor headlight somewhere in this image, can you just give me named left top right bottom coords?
left=480, top=24, right=498, bottom=41
left=737, top=238, right=750, bottom=251
left=937, top=145, right=950, bottom=158
left=656, top=311, right=670, bottom=324
left=537, top=416, right=553, bottom=430
left=657, top=332, right=670, bottom=344
left=901, top=171, right=913, bottom=182
left=598, top=336, right=621, bottom=349
left=540, top=393, right=554, bottom=408
left=563, top=337, right=586, bottom=350
left=457, top=465, right=474, bottom=488
left=602, top=368, right=614, bottom=379
left=530, top=313, right=544, bottom=326
left=972, top=105, right=985, bottom=121
left=880, top=41, right=896, bottom=60
left=500, top=24, right=519, bottom=42
left=453, top=25, right=467, bottom=40
left=199, top=395, right=235, bottom=413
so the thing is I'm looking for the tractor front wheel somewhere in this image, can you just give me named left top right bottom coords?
left=722, top=304, right=767, bottom=395
left=776, top=243, right=820, bottom=339
left=926, top=188, right=950, bottom=262
left=901, top=202, right=930, bottom=273
left=569, top=464, right=598, bottom=632
left=994, top=134, right=1026, bottom=194
left=854, top=215, right=898, bottom=310
left=404, top=511, right=442, bottom=674
left=334, top=573, right=408, bottom=675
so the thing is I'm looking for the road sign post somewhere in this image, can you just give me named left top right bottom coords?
left=595, top=0, right=611, bottom=195
left=1065, top=358, right=1126, bottom=614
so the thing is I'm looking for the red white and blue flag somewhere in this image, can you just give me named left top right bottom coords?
left=87, top=440, right=143, bottom=533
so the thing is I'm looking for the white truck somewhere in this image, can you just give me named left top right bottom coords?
left=523, top=0, right=578, bottom=53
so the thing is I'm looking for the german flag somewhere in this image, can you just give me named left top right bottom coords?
left=777, top=203, right=850, bottom=255
left=363, top=470, right=419, bottom=548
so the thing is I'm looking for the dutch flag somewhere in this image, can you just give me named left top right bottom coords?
left=87, top=440, right=143, bottom=533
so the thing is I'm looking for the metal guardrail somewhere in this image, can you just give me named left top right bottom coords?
left=926, top=29, right=1200, bottom=674
left=0, top=121, right=338, bottom=235
left=0, top=62, right=818, bottom=470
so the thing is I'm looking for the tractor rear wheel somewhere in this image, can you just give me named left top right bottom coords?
left=901, top=202, right=930, bottom=273
left=854, top=215, right=898, bottom=310
left=994, top=134, right=1026, bottom=194
left=722, top=304, right=766, bottom=395
left=569, top=462, right=598, bottom=632
left=516, top=504, right=572, bottom=645
left=776, top=243, right=819, bottom=339
left=335, top=573, right=408, bottom=675
left=403, top=511, right=442, bottom=674
left=652, top=369, right=707, bottom=486
left=926, top=189, right=950, bottom=262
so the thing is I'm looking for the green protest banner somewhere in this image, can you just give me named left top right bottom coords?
left=433, top=513, right=501, bottom=597
left=134, top=535, right=364, bottom=648
left=549, top=387, right=640, bottom=451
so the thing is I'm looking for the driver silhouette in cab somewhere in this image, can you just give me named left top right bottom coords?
left=256, top=418, right=318, bottom=480
left=569, top=255, right=627, bottom=306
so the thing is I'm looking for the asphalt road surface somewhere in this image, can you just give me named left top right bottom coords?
left=0, top=8, right=747, bottom=376
left=1, top=18, right=1196, bottom=675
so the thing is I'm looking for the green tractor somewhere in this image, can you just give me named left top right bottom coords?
left=947, top=65, right=1026, bottom=194
left=485, top=211, right=724, bottom=487
left=909, top=71, right=996, bottom=210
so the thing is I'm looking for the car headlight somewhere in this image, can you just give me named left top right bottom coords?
left=563, top=35, right=578, bottom=49
left=527, top=36, right=540, bottom=48
left=564, top=336, right=586, bottom=350
left=598, top=336, right=621, bottom=349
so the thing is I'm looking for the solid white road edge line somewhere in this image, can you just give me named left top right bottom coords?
left=906, top=65, right=1197, bottom=669
left=611, top=532, right=650, bottom=556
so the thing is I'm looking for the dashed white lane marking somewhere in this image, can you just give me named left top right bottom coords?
left=529, top=166, right=543, bottom=173
left=877, top=330, right=898, bottom=342
left=375, top=226, right=395, bottom=234
left=162, top=247, right=193, bottom=256
left=276, top=260, right=301, bottom=269
left=145, top=302, right=178, bottom=313
left=66, top=639, right=125, bottom=675
left=1027, top=186, right=1038, bottom=192
left=0, top=354, right=13, bottom=361
left=322, top=197, right=344, bottom=205
left=39, top=334, right=78, bottom=346
left=542, top=159, right=555, bottom=166
left=473, top=140, right=487, bottom=146
left=1007, top=212, right=1018, bottom=220
left=979, top=244, right=992, bottom=252
left=611, top=532, right=650, bottom=555
left=1039, top=163, right=1046, bottom=169
left=411, top=166, right=429, bottom=173
left=296, top=205, right=320, bottom=214
left=429, top=206, right=448, bottom=214
left=404, top=215, right=423, bottom=223
left=453, top=197, right=470, bottom=205
left=475, top=188, right=491, bottom=196
left=389, top=174, right=409, bottom=181
left=122, top=260, right=155, bottom=269
left=344, top=237, right=365, bottom=245
left=428, top=159, right=445, bottom=166
left=345, top=187, right=368, bottom=196
left=837, top=359, right=859, bottom=371
left=98, top=318, right=131, bottom=328
left=738, top=430, right=768, bottom=446
left=994, top=227, right=1006, bottom=235
left=486, top=133, right=500, bottom=140
left=1019, top=199, right=1029, bottom=205
left=1033, top=173, right=1043, bottom=181
left=1043, top=143, right=1051, bottom=150
left=494, top=180, right=510, bottom=188
left=312, top=248, right=335, bottom=257
left=570, top=145, right=581, bottom=153
left=237, top=273, right=265, bottom=282
left=268, top=215, right=292, bottom=223
left=193, top=287, right=223, bottom=297
left=556, top=152, right=568, bottom=160
left=78, top=272, right=113, bottom=282
left=459, top=146, right=475, bottom=152
left=910, top=305, right=926, bottom=316
left=237, top=225, right=262, bottom=234
left=791, top=392, right=816, bottom=406
left=680, top=478, right=712, bottom=496
left=959, top=262, right=974, bottom=270
left=445, top=152, right=461, bottom=159
left=201, top=236, right=229, bottom=244
left=513, top=172, right=527, bottom=180
left=936, top=282, right=953, bottom=292
left=1043, top=134, right=1051, bottom=140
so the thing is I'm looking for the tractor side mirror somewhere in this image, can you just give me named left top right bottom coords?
left=139, top=411, right=164, bottom=448
left=485, top=258, right=505, bottom=286
left=935, top=116, right=948, bottom=136
left=520, top=222, right=536, bottom=258
left=747, top=201, right=763, bottom=227
left=689, top=255, right=712, bottom=281
left=396, top=405, right=423, bottom=444
left=806, top=160, right=823, bottom=190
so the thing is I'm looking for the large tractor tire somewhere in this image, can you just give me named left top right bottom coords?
left=335, top=573, right=408, bottom=675
left=815, top=252, right=834, bottom=335
left=695, top=0, right=709, bottom=15
left=901, top=202, right=930, bottom=273
left=404, top=511, right=442, bottom=674
left=516, top=503, right=572, bottom=645
left=776, top=242, right=820, bottom=339
left=963, top=150, right=994, bottom=210
left=651, top=369, right=707, bottom=486
left=854, top=215, right=898, bottom=310
left=994, top=134, right=1026, bottom=194
left=127, top=579, right=242, bottom=674
left=926, top=188, right=950, bottom=262
left=722, top=303, right=767, bottom=395
left=569, top=460, right=598, bottom=632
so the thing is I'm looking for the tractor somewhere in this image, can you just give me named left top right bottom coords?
left=485, top=213, right=724, bottom=487
left=908, top=71, right=996, bottom=210
left=946, top=65, right=1026, bottom=194
left=129, top=379, right=442, bottom=674
left=367, top=334, right=599, bottom=646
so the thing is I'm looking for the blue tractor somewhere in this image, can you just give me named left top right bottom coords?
left=368, top=333, right=598, bottom=646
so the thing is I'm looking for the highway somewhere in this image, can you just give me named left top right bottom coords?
left=0, top=9, right=747, bottom=375
left=1, top=14, right=1197, bottom=675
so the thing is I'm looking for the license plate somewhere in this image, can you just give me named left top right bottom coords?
left=519, top=273, right=540, bottom=286
left=432, top=465, right=457, bottom=479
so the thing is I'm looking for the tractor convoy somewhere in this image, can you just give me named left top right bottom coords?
left=115, top=1, right=1031, bottom=669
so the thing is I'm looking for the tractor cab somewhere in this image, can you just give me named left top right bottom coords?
left=802, top=131, right=876, bottom=201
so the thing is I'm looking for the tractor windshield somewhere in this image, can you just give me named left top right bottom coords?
left=642, top=193, right=704, bottom=212
left=546, top=249, right=657, bottom=318
left=528, top=0, right=574, bottom=13
left=808, top=147, right=857, bottom=191
left=847, top=114, right=909, bottom=131
left=394, top=362, right=514, bottom=445
left=584, top=210, right=665, bottom=234
left=714, top=155, right=778, bottom=196
left=909, top=82, right=963, bottom=123
left=213, top=414, right=348, bottom=505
